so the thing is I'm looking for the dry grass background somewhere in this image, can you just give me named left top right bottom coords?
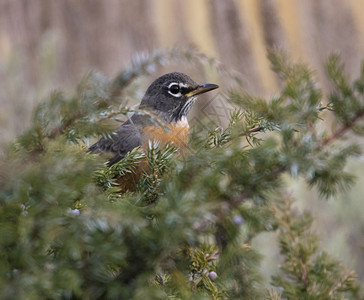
left=1, top=0, right=364, bottom=143
left=1, top=0, right=364, bottom=287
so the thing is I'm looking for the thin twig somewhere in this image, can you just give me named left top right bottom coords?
left=48, top=112, right=84, bottom=139
left=319, top=109, right=364, bottom=148
left=240, top=126, right=264, bottom=137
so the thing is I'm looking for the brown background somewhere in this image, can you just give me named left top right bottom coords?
left=1, top=0, right=364, bottom=142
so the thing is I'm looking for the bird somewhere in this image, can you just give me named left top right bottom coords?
left=89, top=72, right=219, bottom=190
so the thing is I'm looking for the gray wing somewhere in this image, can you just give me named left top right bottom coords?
left=89, top=121, right=142, bottom=166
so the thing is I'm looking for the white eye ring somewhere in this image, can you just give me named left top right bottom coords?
left=168, top=82, right=188, bottom=98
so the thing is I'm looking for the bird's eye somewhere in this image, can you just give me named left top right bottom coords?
left=169, top=84, right=180, bottom=95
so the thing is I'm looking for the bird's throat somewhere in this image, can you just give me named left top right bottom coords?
left=175, top=115, right=190, bottom=128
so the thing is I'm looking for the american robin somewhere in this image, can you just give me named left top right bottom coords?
left=89, top=72, right=218, bottom=190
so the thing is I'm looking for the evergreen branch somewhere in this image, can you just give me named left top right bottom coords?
left=328, top=271, right=356, bottom=297
left=265, top=289, right=282, bottom=300
left=48, top=112, right=84, bottom=139
left=230, top=165, right=286, bottom=207
left=243, top=126, right=265, bottom=135
left=319, top=109, right=364, bottom=148
left=272, top=196, right=359, bottom=299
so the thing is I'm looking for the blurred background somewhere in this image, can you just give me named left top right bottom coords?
left=0, top=0, right=363, bottom=287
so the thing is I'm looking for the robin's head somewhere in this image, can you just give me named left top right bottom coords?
left=140, top=72, right=218, bottom=123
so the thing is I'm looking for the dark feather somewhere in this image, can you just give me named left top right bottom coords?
left=89, top=118, right=142, bottom=166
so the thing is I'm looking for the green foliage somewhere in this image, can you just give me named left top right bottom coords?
left=138, top=142, right=177, bottom=204
left=0, top=48, right=364, bottom=299
left=271, top=196, right=359, bottom=299
left=94, top=147, right=146, bottom=200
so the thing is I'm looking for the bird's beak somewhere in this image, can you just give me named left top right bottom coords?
left=186, top=83, right=219, bottom=97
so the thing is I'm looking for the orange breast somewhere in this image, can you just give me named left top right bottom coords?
left=142, top=118, right=190, bottom=152
left=116, top=119, right=190, bottom=192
